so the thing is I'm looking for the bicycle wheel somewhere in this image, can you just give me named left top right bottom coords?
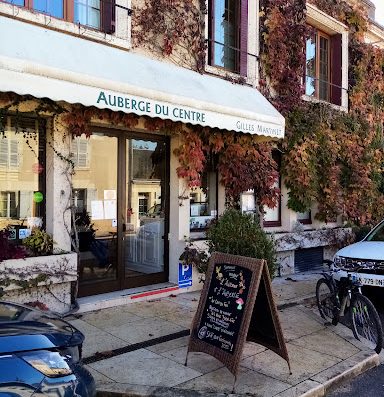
left=351, top=293, right=383, bottom=354
left=316, top=278, right=338, bottom=324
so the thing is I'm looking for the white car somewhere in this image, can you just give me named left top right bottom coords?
left=333, top=220, right=384, bottom=287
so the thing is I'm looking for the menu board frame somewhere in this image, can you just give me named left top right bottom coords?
left=187, top=252, right=290, bottom=377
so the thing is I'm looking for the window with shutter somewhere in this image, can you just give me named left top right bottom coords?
left=305, top=26, right=343, bottom=106
left=208, top=0, right=248, bottom=76
left=2, top=0, right=116, bottom=34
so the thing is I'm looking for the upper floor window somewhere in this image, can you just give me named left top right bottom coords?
left=2, top=0, right=115, bottom=33
left=208, top=0, right=248, bottom=75
left=34, top=0, right=63, bottom=18
left=74, top=0, right=100, bottom=30
left=305, top=27, right=342, bottom=106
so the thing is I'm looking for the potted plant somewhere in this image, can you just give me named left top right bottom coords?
left=206, top=208, right=277, bottom=278
left=23, top=228, right=54, bottom=256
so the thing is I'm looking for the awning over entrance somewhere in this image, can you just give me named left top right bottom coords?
left=0, top=16, right=284, bottom=139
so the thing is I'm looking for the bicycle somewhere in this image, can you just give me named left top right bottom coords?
left=316, top=260, right=383, bottom=354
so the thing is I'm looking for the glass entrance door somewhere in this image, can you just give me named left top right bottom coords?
left=123, top=138, right=168, bottom=288
left=76, top=132, right=169, bottom=297
left=74, top=133, right=119, bottom=297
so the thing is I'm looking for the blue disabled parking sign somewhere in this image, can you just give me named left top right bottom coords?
left=179, top=263, right=192, bottom=288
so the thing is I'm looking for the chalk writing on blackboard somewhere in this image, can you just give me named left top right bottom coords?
left=197, top=264, right=251, bottom=354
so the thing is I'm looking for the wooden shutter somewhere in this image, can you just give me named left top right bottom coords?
left=0, top=139, right=7, bottom=167
left=77, top=139, right=89, bottom=168
left=239, top=0, right=248, bottom=76
left=9, top=139, right=19, bottom=168
left=208, top=0, right=215, bottom=67
left=102, top=0, right=115, bottom=34
left=330, top=34, right=342, bottom=106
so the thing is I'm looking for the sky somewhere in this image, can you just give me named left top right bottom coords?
left=371, top=0, right=384, bottom=25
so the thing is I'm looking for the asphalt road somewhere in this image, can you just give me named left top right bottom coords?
left=327, top=364, right=384, bottom=396
left=327, top=286, right=384, bottom=396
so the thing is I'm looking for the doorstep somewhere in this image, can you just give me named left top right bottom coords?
left=77, top=283, right=182, bottom=313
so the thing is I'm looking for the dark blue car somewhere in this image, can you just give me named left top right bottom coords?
left=0, top=301, right=96, bottom=396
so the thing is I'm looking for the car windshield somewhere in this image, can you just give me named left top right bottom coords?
left=365, top=221, right=384, bottom=242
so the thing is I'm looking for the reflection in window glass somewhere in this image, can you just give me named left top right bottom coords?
left=132, top=140, right=164, bottom=180
left=4, top=0, right=25, bottom=6
left=72, top=134, right=118, bottom=283
left=3, top=0, right=24, bottom=5
left=305, top=28, right=330, bottom=101
left=190, top=168, right=217, bottom=231
left=0, top=117, right=44, bottom=231
left=34, top=0, right=64, bottom=18
left=74, top=0, right=101, bottom=29
left=264, top=203, right=279, bottom=223
left=297, top=210, right=311, bottom=224
left=263, top=180, right=280, bottom=225
left=305, top=34, right=316, bottom=97
left=71, top=137, right=90, bottom=169
left=366, top=223, right=384, bottom=242
left=127, top=139, right=167, bottom=277
left=212, top=0, right=239, bottom=72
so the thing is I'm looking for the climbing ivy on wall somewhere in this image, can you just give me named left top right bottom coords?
left=132, top=0, right=207, bottom=72
left=259, top=0, right=384, bottom=225
left=2, top=0, right=384, bottom=225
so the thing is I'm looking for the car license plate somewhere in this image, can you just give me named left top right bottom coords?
left=335, top=270, right=384, bottom=287
left=350, top=273, right=384, bottom=287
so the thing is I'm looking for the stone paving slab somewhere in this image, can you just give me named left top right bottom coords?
left=76, top=272, right=380, bottom=396
left=176, top=366, right=291, bottom=396
left=104, top=316, right=185, bottom=344
left=88, top=301, right=379, bottom=396
left=88, top=348, right=202, bottom=387
left=68, top=318, right=130, bottom=358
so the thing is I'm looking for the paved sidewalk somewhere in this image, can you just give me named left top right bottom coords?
left=68, top=272, right=381, bottom=397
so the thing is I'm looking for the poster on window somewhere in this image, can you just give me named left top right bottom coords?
left=91, top=200, right=104, bottom=220
left=104, top=200, right=117, bottom=219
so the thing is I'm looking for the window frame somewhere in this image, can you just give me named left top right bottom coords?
left=206, top=0, right=256, bottom=82
left=189, top=161, right=219, bottom=233
left=305, top=3, right=348, bottom=109
left=208, top=0, right=241, bottom=74
left=1, top=0, right=115, bottom=34
left=305, top=28, right=331, bottom=102
left=0, top=191, right=18, bottom=218
left=262, top=180, right=281, bottom=228
left=263, top=151, right=281, bottom=228
left=297, top=210, right=312, bottom=225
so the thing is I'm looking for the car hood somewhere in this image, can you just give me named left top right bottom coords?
left=336, top=241, right=384, bottom=261
left=0, top=302, right=83, bottom=354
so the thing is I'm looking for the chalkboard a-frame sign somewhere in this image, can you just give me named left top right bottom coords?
left=187, top=252, right=290, bottom=377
